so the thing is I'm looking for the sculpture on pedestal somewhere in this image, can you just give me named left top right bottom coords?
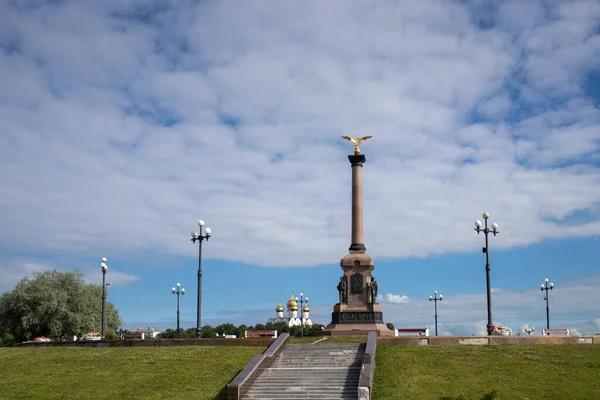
left=337, top=276, right=348, bottom=305
left=368, top=277, right=378, bottom=304
left=341, top=135, right=373, bottom=155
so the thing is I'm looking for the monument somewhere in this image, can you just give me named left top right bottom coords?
left=322, top=136, right=395, bottom=336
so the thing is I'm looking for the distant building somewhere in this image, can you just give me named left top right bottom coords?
left=121, top=332, right=144, bottom=340
left=135, top=327, right=162, bottom=338
left=543, top=328, right=569, bottom=336
left=267, top=294, right=313, bottom=328
left=395, top=327, right=429, bottom=337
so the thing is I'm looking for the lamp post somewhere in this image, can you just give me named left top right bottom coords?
left=474, top=212, right=499, bottom=336
left=191, top=220, right=212, bottom=339
left=100, top=257, right=110, bottom=338
left=428, top=290, right=443, bottom=336
left=297, top=293, right=309, bottom=338
left=172, top=283, right=185, bottom=339
left=540, top=278, right=554, bottom=331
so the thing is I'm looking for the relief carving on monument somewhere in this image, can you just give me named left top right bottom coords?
left=332, top=311, right=384, bottom=324
left=350, top=273, right=363, bottom=293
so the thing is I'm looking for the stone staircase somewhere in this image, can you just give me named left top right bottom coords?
left=240, top=343, right=366, bottom=400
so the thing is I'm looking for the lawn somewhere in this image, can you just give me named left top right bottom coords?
left=0, top=346, right=265, bottom=400
left=373, top=344, right=600, bottom=400
left=2, top=342, right=599, bottom=400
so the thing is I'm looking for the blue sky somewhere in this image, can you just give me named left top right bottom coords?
left=1, top=0, right=599, bottom=336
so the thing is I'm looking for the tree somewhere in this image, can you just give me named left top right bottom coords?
left=0, top=270, right=123, bottom=342
left=386, top=322, right=395, bottom=330
left=200, top=325, right=215, bottom=338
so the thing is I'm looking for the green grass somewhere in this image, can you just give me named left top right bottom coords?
left=0, top=346, right=265, bottom=400
left=373, top=345, right=600, bottom=400
left=3, top=343, right=599, bottom=400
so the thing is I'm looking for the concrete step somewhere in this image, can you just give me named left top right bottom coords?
left=242, top=389, right=358, bottom=398
left=239, top=343, right=364, bottom=400
left=243, top=396, right=358, bottom=398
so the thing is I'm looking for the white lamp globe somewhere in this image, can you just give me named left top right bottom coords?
left=198, top=220, right=205, bottom=227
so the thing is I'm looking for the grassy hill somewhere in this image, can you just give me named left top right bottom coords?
left=373, top=344, right=600, bottom=400
left=1, top=342, right=599, bottom=400
left=0, top=346, right=265, bottom=400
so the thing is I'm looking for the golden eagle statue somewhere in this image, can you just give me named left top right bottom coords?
left=341, top=135, right=373, bottom=155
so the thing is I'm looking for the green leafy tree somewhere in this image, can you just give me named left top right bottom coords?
left=0, top=332, right=15, bottom=347
left=158, top=329, right=176, bottom=339
left=200, top=325, right=215, bottom=338
left=215, top=323, right=238, bottom=336
left=386, top=322, right=395, bottom=330
left=182, top=328, right=196, bottom=338
left=0, top=270, right=123, bottom=342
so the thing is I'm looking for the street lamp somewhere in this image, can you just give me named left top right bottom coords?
left=191, top=219, right=212, bottom=338
left=474, top=212, right=499, bottom=336
left=429, top=290, right=443, bottom=336
left=172, top=283, right=185, bottom=339
left=100, top=257, right=111, bottom=338
left=540, top=278, right=554, bottom=332
left=297, top=293, right=309, bottom=338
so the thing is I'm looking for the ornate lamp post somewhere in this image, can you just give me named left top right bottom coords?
left=474, top=212, right=499, bottom=336
left=172, top=283, right=185, bottom=338
left=540, top=278, right=554, bottom=331
left=100, top=257, right=110, bottom=338
left=429, top=290, right=443, bottom=336
left=191, top=220, right=211, bottom=338
left=297, top=293, right=309, bottom=338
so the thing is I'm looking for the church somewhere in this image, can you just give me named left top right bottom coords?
left=267, top=294, right=313, bottom=327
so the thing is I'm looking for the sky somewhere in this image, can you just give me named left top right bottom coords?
left=1, top=0, right=599, bottom=336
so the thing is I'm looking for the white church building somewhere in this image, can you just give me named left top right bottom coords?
left=267, top=294, right=313, bottom=328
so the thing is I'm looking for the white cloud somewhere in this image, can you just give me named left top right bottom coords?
left=0, top=259, right=55, bottom=292
left=82, top=268, right=140, bottom=287
left=0, top=258, right=139, bottom=293
left=384, top=293, right=410, bottom=304
left=0, top=0, right=599, bottom=269
left=361, top=274, right=600, bottom=335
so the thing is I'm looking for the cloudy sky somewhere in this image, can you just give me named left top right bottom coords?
left=1, top=0, right=599, bottom=336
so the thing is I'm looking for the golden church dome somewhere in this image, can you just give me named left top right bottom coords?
left=275, top=304, right=284, bottom=312
left=302, top=304, right=310, bottom=312
left=287, top=295, right=298, bottom=311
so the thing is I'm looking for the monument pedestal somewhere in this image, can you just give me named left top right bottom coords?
left=323, top=303, right=394, bottom=336
left=322, top=251, right=395, bottom=336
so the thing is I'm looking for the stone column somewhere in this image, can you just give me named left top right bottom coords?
left=349, top=154, right=366, bottom=252
left=341, top=153, right=374, bottom=308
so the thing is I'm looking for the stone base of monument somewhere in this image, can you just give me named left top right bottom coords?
left=321, top=303, right=396, bottom=336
